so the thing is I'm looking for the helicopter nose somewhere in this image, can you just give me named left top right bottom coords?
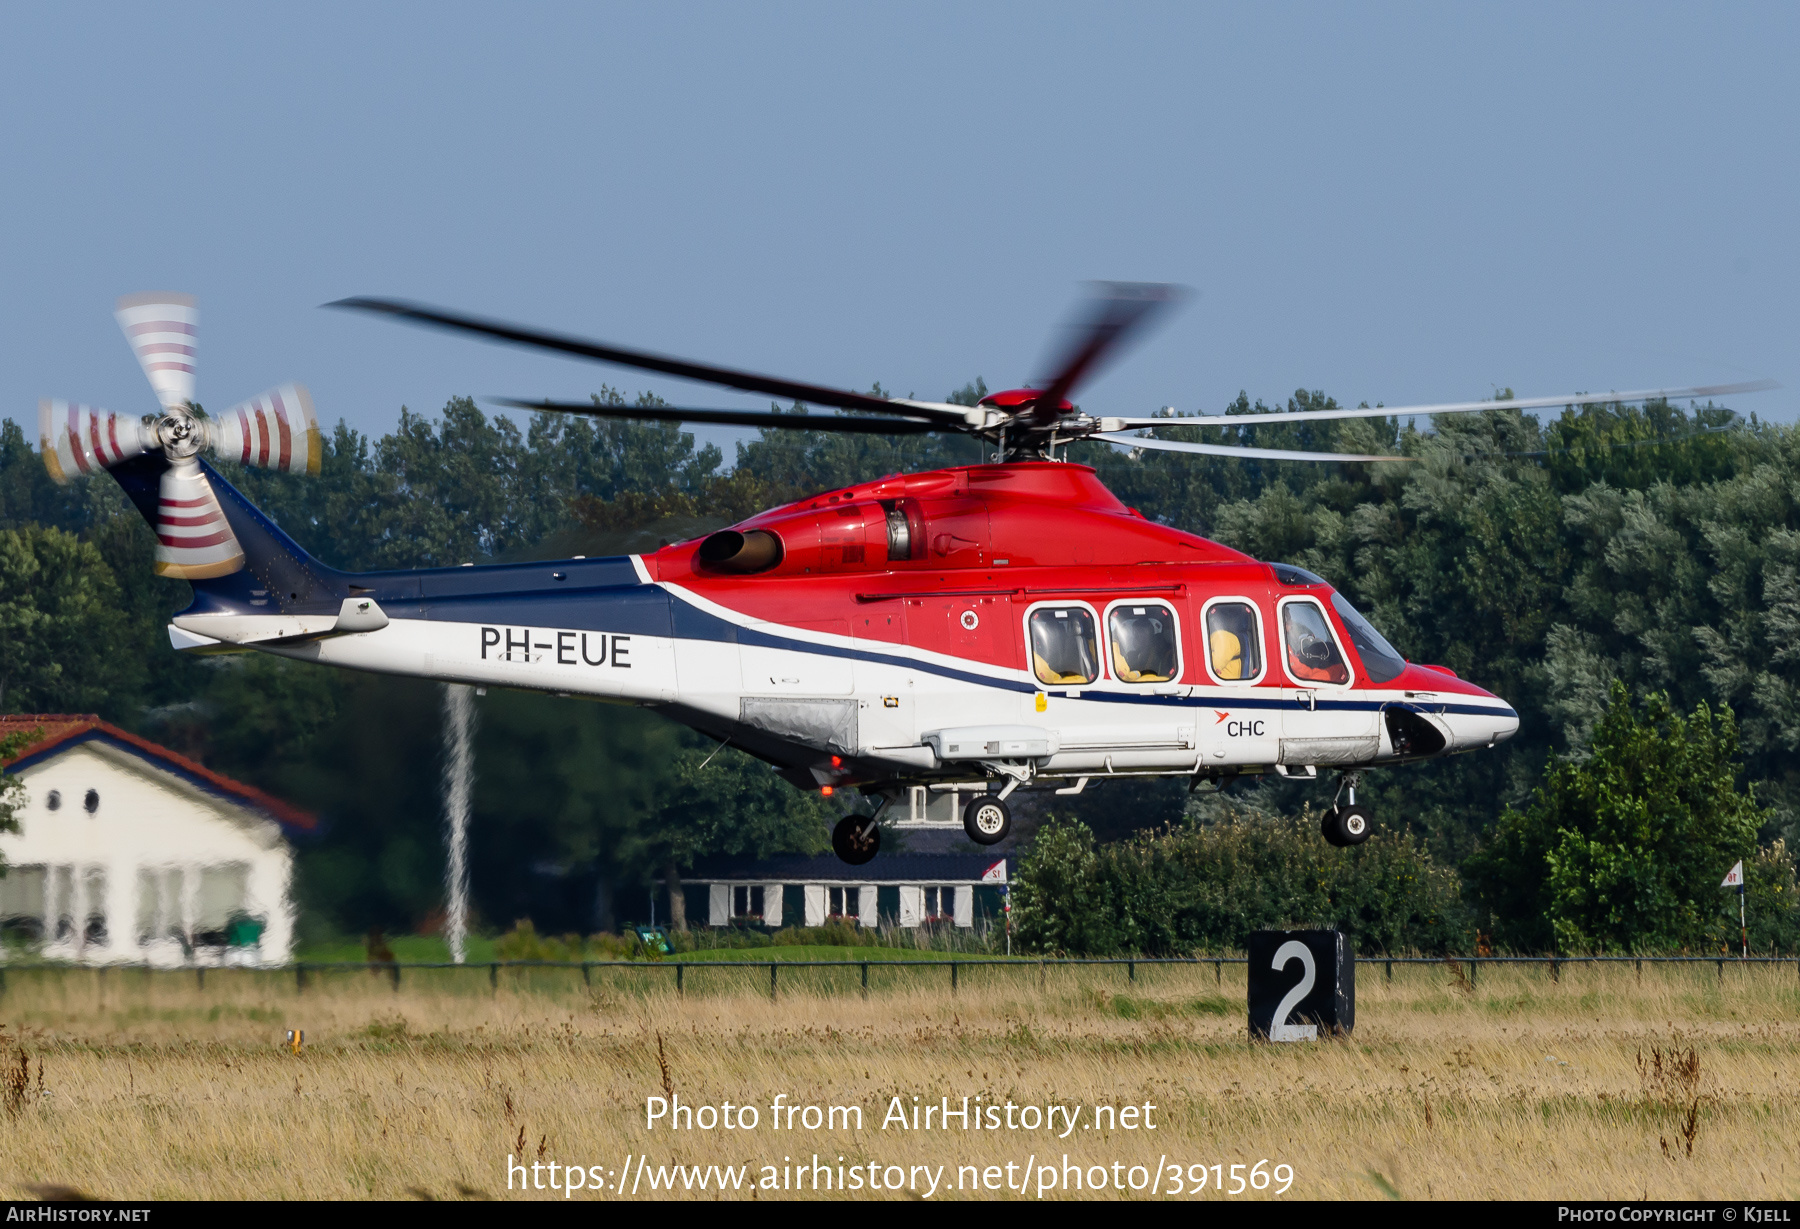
left=1447, top=700, right=1520, bottom=752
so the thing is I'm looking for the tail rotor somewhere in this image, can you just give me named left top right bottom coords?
left=38, top=294, right=322, bottom=577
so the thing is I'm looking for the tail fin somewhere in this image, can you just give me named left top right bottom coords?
left=109, top=454, right=352, bottom=618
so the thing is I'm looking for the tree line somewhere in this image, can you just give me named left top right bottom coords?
left=2, top=380, right=1797, bottom=949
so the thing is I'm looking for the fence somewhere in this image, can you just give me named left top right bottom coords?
left=0, top=954, right=1795, bottom=1000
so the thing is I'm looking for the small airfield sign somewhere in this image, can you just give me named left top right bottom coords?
left=1722, top=860, right=1744, bottom=888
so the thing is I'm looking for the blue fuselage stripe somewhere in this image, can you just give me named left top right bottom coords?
left=406, top=564, right=1517, bottom=722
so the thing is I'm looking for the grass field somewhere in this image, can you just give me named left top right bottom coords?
left=0, top=959, right=1795, bottom=1200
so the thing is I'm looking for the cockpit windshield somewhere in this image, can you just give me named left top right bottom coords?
left=1330, top=592, right=1406, bottom=684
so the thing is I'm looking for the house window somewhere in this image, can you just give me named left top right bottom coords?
left=732, top=885, right=764, bottom=921
left=82, top=867, right=107, bottom=944
left=1107, top=603, right=1180, bottom=683
left=0, top=864, right=46, bottom=942
left=828, top=886, right=859, bottom=920
left=923, top=886, right=955, bottom=920
left=52, top=864, right=74, bottom=941
left=196, top=865, right=250, bottom=947
left=136, top=867, right=185, bottom=945
left=1029, top=606, right=1099, bottom=685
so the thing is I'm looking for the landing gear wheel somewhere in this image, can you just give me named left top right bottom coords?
left=832, top=815, right=880, bottom=865
left=963, top=795, right=1012, bottom=845
left=1323, top=805, right=1371, bottom=847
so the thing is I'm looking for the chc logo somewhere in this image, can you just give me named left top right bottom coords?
left=1227, top=719, right=1266, bottom=738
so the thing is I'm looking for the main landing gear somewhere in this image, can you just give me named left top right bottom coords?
left=1322, top=771, right=1372, bottom=848
left=832, top=815, right=880, bottom=865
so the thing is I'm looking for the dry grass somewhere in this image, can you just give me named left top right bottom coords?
left=0, top=960, right=1796, bottom=1200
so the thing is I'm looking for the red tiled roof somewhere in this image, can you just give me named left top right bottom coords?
left=0, top=714, right=316, bottom=832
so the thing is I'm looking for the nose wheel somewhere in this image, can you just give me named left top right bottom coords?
left=1322, top=772, right=1372, bottom=847
left=963, top=795, right=1012, bottom=846
left=832, top=815, right=881, bottom=865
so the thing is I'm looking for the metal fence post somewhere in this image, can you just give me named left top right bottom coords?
left=390, top=962, right=401, bottom=991
left=1385, top=960, right=1392, bottom=984
left=295, top=964, right=306, bottom=992
left=860, top=962, right=869, bottom=999
left=676, top=964, right=685, bottom=996
left=490, top=962, right=499, bottom=991
left=951, top=962, right=959, bottom=994
left=1127, top=959, right=1135, bottom=984
left=1215, top=958, right=1222, bottom=986
left=1470, top=960, right=1478, bottom=990
left=770, top=963, right=778, bottom=1001
left=582, top=963, right=592, bottom=987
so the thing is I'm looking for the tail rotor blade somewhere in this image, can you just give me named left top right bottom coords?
left=38, top=399, right=152, bottom=484
left=115, top=293, right=198, bottom=411
left=153, top=458, right=245, bottom=579
left=210, top=384, right=322, bottom=474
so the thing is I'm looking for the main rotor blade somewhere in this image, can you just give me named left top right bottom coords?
left=1031, top=282, right=1186, bottom=420
left=331, top=297, right=971, bottom=424
left=492, top=398, right=944, bottom=435
left=1090, top=431, right=1408, bottom=463
left=1103, top=379, right=1780, bottom=431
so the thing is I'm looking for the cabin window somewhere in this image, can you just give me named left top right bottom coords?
left=1281, top=599, right=1351, bottom=686
left=732, top=885, right=764, bottom=921
left=1029, top=607, right=1099, bottom=686
left=1331, top=592, right=1407, bottom=684
left=828, top=886, right=859, bottom=920
left=1107, top=603, right=1180, bottom=683
left=923, top=886, right=955, bottom=920
left=1205, top=601, right=1263, bottom=683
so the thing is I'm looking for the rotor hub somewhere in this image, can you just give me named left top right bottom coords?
left=157, top=406, right=205, bottom=459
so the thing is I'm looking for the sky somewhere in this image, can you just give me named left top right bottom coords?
left=3, top=2, right=1796, bottom=463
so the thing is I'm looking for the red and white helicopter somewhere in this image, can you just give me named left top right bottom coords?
left=40, top=287, right=1773, bottom=862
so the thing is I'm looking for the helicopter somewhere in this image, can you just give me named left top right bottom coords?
left=38, top=287, right=1775, bottom=863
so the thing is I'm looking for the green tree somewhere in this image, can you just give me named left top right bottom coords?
left=0, top=727, right=34, bottom=869
left=1011, top=803, right=1468, bottom=956
left=0, top=525, right=139, bottom=715
left=641, top=743, right=834, bottom=927
left=1465, top=682, right=1770, bottom=952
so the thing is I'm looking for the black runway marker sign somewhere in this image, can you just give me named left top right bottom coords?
left=1247, top=930, right=1354, bottom=1041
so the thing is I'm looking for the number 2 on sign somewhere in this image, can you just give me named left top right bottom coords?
left=1269, top=940, right=1317, bottom=1041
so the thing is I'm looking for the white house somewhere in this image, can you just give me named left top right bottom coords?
left=0, top=714, right=310, bottom=967
left=668, top=854, right=1010, bottom=931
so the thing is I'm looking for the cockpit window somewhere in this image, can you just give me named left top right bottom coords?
left=1108, top=604, right=1179, bottom=683
left=1030, top=607, right=1099, bottom=686
left=1331, top=592, right=1407, bottom=684
left=1281, top=599, right=1351, bottom=685
left=1205, top=601, right=1262, bottom=682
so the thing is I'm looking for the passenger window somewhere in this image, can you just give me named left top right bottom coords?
left=1108, top=604, right=1179, bottom=683
left=1029, top=607, right=1099, bottom=686
left=1205, top=601, right=1262, bottom=682
left=1281, top=600, right=1350, bottom=685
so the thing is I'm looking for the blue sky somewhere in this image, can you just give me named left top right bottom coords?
left=3, top=3, right=1795, bottom=459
